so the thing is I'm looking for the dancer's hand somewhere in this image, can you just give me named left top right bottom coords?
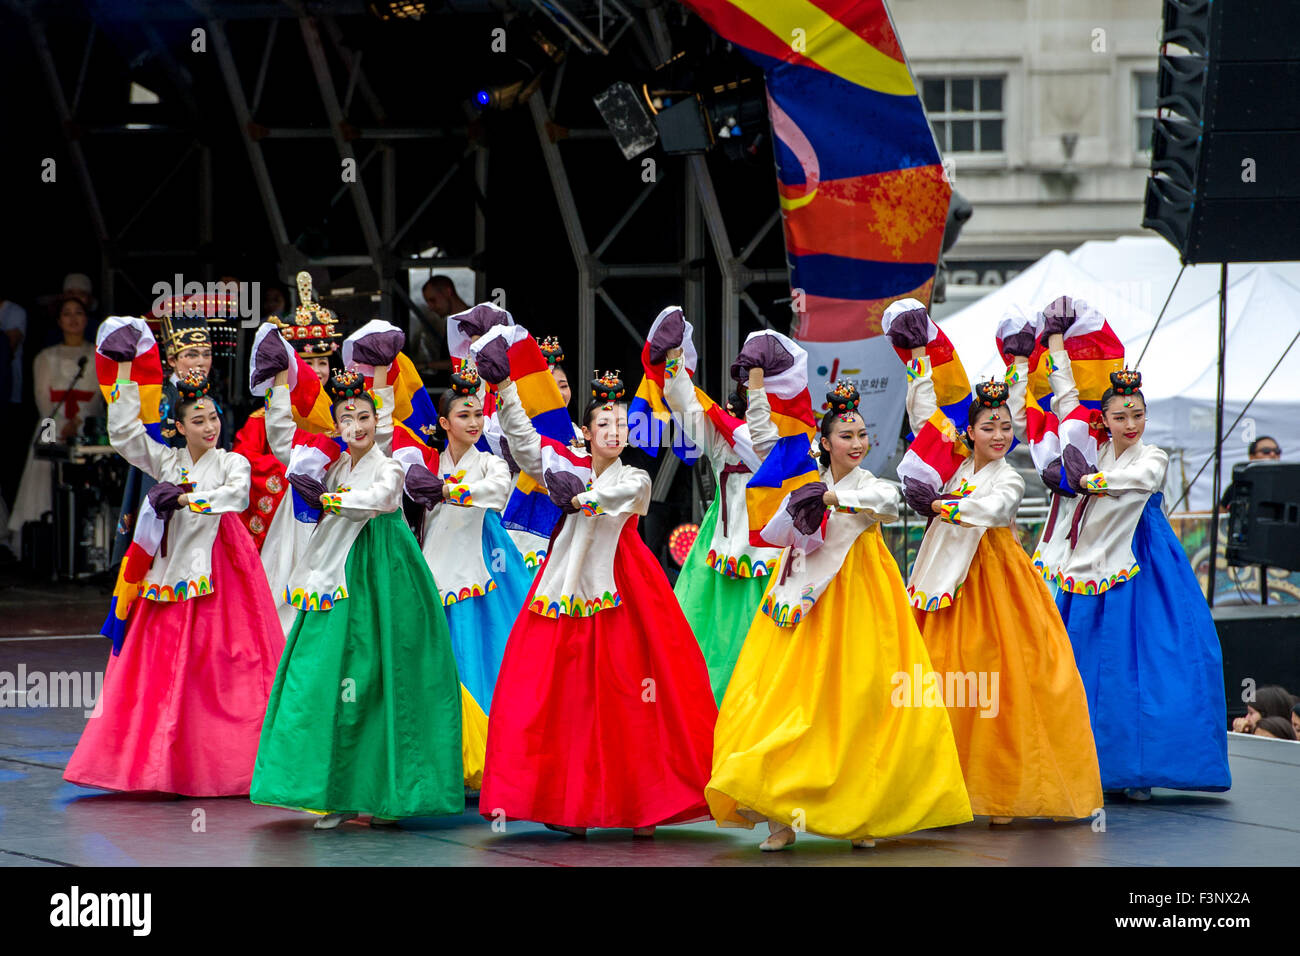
left=648, top=308, right=686, bottom=364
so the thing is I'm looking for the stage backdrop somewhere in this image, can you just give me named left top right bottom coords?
left=685, top=0, right=951, bottom=473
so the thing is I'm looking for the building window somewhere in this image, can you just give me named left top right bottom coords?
left=922, top=76, right=1005, bottom=153
left=1135, top=71, right=1157, bottom=155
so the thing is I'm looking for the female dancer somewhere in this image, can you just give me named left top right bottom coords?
left=404, top=364, right=532, bottom=790
left=501, top=335, right=585, bottom=568
left=65, top=319, right=283, bottom=795
left=707, top=378, right=972, bottom=850
left=9, top=295, right=101, bottom=538
left=471, top=325, right=717, bottom=837
left=250, top=367, right=464, bottom=828
left=889, top=306, right=1102, bottom=824
left=230, top=270, right=338, bottom=555
left=650, top=309, right=784, bottom=703
left=1022, top=320, right=1231, bottom=798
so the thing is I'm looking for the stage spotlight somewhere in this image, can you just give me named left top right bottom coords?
left=668, top=524, right=700, bottom=568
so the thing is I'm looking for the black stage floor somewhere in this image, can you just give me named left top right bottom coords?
left=2, top=633, right=1298, bottom=867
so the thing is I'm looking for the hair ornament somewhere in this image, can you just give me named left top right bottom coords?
left=1109, top=367, right=1142, bottom=395
left=450, top=364, right=481, bottom=397
left=591, top=370, right=625, bottom=402
left=539, top=336, right=565, bottom=368
left=825, top=380, right=860, bottom=415
left=973, top=378, right=1010, bottom=410
left=327, top=368, right=368, bottom=403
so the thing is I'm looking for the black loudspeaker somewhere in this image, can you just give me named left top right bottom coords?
left=1142, top=0, right=1300, bottom=262
left=1213, top=604, right=1300, bottom=718
left=1225, top=462, right=1300, bottom=570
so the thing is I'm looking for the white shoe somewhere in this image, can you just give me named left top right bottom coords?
left=850, top=839, right=876, bottom=849
left=313, top=812, right=359, bottom=830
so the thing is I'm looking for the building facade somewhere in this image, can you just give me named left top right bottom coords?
left=889, top=0, right=1162, bottom=317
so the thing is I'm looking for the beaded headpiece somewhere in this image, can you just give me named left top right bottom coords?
left=1109, top=367, right=1143, bottom=395
left=278, top=271, right=341, bottom=356
left=539, top=337, right=565, bottom=368
left=175, top=368, right=213, bottom=410
left=825, top=380, right=861, bottom=417
left=973, top=379, right=1010, bottom=410
left=327, top=368, right=368, bottom=405
left=449, top=364, right=481, bottom=398
left=592, top=370, right=625, bottom=402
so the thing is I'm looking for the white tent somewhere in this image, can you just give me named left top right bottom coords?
left=936, top=249, right=1159, bottom=381
left=1131, top=266, right=1300, bottom=512
left=1068, top=236, right=1300, bottom=324
left=936, top=238, right=1300, bottom=512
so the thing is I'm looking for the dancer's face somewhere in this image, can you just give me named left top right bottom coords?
left=173, top=346, right=212, bottom=377
left=1103, top=395, right=1146, bottom=450
left=177, top=401, right=221, bottom=454
left=304, top=355, right=331, bottom=385
left=440, top=396, right=484, bottom=449
left=336, top=400, right=376, bottom=453
left=967, top=407, right=1014, bottom=462
left=583, top=404, right=628, bottom=463
left=551, top=367, right=571, bottom=408
left=821, top=412, right=868, bottom=472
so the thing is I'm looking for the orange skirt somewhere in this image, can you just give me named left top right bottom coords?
left=913, top=526, right=1103, bottom=819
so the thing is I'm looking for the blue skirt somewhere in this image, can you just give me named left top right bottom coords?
left=1056, top=494, right=1231, bottom=792
left=443, top=510, right=532, bottom=715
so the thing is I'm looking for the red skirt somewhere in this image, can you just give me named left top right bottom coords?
left=480, top=516, right=717, bottom=829
left=64, top=513, right=286, bottom=796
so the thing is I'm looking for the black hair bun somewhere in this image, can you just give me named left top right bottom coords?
left=539, top=336, right=565, bottom=367
left=973, top=379, right=1010, bottom=409
left=327, top=368, right=367, bottom=403
left=591, top=370, right=625, bottom=402
left=825, top=380, right=860, bottom=414
left=1109, top=367, right=1142, bottom=395
left=450, top=364, right=481, bottom=397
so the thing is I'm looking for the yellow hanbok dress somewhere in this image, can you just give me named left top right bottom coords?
left=706, top=465, right=973, bottom=842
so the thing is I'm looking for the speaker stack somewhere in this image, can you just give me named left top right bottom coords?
left=1143, top=0, right=1300, bottom=262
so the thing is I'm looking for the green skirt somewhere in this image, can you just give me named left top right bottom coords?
left=673, top=493, right=770, bottom=706
left=251, top=509, right=465, bottom=818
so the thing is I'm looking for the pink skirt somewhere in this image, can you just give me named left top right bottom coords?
left=64, top=513, right=286, bottom=796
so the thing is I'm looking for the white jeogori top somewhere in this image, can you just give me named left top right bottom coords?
left=262, top=381, right=395, bottom=615
left=903, top=355, right=1024, bottom=610
left=108, top=380, right=250, bottom=602
left=1019, top=351, right=1169, bottom=594
left=761, top=464, right=900, bottom=628
left=495, top=379, right=651, bottom=617
left=661, top=358, right=783, bottom=578
left=419, top=442, right=513, bottom=605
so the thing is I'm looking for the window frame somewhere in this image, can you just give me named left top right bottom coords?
left=921, top=74, right=1009, bottom=158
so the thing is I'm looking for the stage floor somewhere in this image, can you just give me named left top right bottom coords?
left=2, top=635, right=1298, bottom=867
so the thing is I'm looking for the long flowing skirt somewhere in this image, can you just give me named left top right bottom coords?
left=1056, top=494, right=1231, bottom=792
left=915, top=527, right=1103, bottom=818
left=673, top=494, right=770, bottom=705
left=444, top=511, right=532, bottom=789
left=480, top=516, right=717, bottom=829
left=250, top=510, right=465, bottom=818
left=63, top=513, right=285, bottom=796
left=707, top=526, right=973, bottom=841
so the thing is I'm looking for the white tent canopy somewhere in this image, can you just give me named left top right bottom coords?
left=936, top=238, right=1300, bottom=512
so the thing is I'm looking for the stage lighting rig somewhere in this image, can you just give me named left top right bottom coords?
left=471, top=17, right=566, bottom=112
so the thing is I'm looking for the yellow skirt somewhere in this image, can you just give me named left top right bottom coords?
left=914, top=527, right=1103, bottom=819
left=462, top=685, right=488, bottom=791
left=706, top=526, right=973, bottom=841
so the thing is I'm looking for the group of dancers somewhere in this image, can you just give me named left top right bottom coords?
left=62, top=276, right=1232, bottom=851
